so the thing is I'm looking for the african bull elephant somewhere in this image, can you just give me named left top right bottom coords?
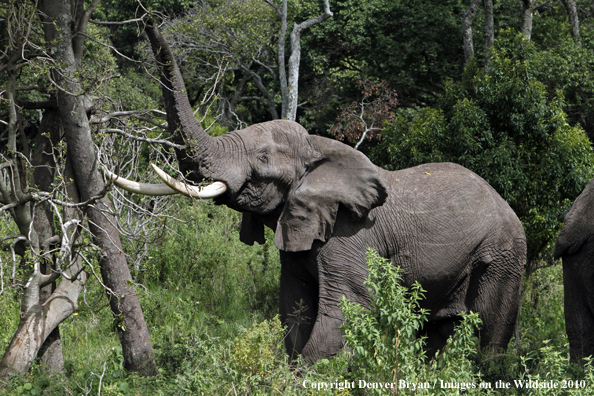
left=554, top=179, right=594, bottom=364
left=107, top=20, right=526, bottom=363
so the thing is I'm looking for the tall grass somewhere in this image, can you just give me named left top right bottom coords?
left=1, top=201, right=593, bottom=395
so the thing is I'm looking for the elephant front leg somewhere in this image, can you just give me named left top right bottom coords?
left=280, top=248, right=370, bottom=363
left=279, top=253, right=318, bottom=360
left=300, top=272, right=370, bottom=362
left=299, top=298, right=346, bottom=364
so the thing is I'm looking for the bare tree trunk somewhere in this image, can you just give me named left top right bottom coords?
left=561, top=0, right=580, bottom=42
left=522, top=0, right=534, bottom=40
left=38, top=0, right=157, bottom=376
left=0, top=40, right=88, bottom=381
left=32, top=109, right=64, bottom=374
left=0, top=273, right=87, bottom=377
left=285, top=0, right=333, bottom=121
left=276, top=0, right=289, bottom=119
left=266, top=0, right=332, bottom=121
left=462, top=0, right=481, bottom=64
left=0, top=123, right=87, bottom=376
left=484, top=0, right=495, bottom=71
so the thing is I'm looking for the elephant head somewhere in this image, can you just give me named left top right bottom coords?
left=108, top=20, right=387, bottom=252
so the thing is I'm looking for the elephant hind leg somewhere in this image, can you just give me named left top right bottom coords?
left=467, top=250, right=524, bottom=352
left=420, top=316, right=461, bottom=358
left=563, top=261, right=594, bottom=365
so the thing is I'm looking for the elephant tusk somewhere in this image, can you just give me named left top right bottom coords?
left=150, top=163, right=227, bottom=199
left=103, top=168, right=179, bottom=196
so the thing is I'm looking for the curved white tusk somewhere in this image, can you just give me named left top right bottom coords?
left=150, top=163, right=227, bottom=199
left=103, top=168, right=179, bottom=196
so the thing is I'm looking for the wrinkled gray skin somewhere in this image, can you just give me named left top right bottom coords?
left=554, top=179, right=594, bottom=365
left=144, top=21, right=526, bottom=363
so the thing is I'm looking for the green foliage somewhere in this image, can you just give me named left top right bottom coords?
left=177, top=0, right=278, bottom=66
left=0, top=286, right=20, bottom=354
left=516, top=32, right=594, bottom=140
left=372, top=33, right=594, bottom=261
left=231, top=316, right=284, bottom=378
left=145, top=202, right=279, bottom=318
left=95, top=0, right=194, bottom=62
left=519, top=264, right=566, bottom=363
left=304, top=0, right=463, bottom=105
left=299, top=0, right=465, bottom=134
left=340, top=250, right=428, bottom=381
left=514, top=343, right=594, bottom=396
left=340, top=249, right=485, bottom=395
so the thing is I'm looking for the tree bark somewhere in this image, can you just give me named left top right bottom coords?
left=32, top=109, right=64, bottom=374
left=561, top=0, right=580, bottom=42
left=0, top=129, right=87, bottom=376
left=0, top=251, right=87, bottom=378
left=483, top=0, right=495, bottom=71
left=462, top=0, right=481, bottom=64
left=521, top=0, right=534, bottom=41
left=38, top=0, right=157, bottom=376
left=275, top=0, right=289, bottom=119
left=268, top=0, right=332, bottom=121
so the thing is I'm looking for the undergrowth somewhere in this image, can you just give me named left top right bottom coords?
left=1, top=204, right=593, bottom=395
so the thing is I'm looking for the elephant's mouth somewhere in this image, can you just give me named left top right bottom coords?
left=230, top=179, right=285, bottom=215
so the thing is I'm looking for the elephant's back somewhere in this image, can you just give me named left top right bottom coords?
left=382, top=162, right=521, bottom=232
left=371, top=162, right=525, bottom=299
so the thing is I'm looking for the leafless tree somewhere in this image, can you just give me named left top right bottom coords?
left=462, top=0, right=481, bottom=65
left=96, top=113, right=182, bottom=278
left=522, top=0, right=535, bottom=40
left=265, top=0, right=333, bottom=121
left=0, top=0, right=158, bottom=378
left=331, top=80, right=398, bottom=150
left=561, top=0, right=580, bottom=42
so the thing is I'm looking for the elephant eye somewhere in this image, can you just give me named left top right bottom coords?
left=258, top=154, right=268, bottom=163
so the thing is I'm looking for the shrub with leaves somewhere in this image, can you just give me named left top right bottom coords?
left=231, top=316, right=284, bottom=378
left=340, top=249, right=485, bottom=395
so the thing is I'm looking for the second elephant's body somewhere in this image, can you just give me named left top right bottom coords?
left=555, top=179, right=594, bottom=364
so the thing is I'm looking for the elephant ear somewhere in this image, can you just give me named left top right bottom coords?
left=240, top=212, right=266, bottom=245
left=275, top=136, right=387, bottom=252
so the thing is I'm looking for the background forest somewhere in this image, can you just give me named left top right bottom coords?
left=1, top=0, right=594, bottom=394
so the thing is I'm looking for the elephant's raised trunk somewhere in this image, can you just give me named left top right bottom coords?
left=104, top=21, right=228, bottom=200
left=145, top=20, right=214, bottom=177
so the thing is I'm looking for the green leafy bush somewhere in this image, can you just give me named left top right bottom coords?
left=145, top=201, right=280, bottom=320
left=231, top=316, right=284, bottom=378
left=340, top=249, right=485, bottom=395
